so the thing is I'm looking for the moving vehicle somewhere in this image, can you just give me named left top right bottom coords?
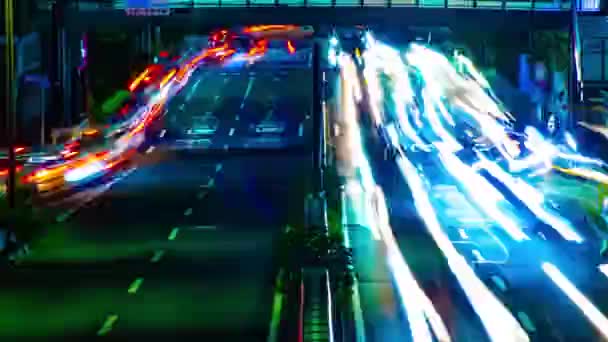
left=206, top=25, right=314, bottom=62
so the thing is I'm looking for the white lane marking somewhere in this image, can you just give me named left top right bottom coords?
left=188, top=225, right=217, bottom=230
left=472, top=249, right=485, bottom=261
left=298, top=123, right=304, bottom=137
left=127, top=277, right=144, bottom=294
left=517, top=312, right=536, bottom=333
left=600, top=264, right=608, bottom=278
left=214, top=95, right=221, bottom=102
left=240, top=77, right=255, bottom=109
left=224, top=144, right=229, bottom=150
left=543, top=262, right=608, bottom=339
left=150, top=250, right=165, bottom=263
left=235, top=115, right=240, bottom=121
left=459, top=228, right=469, bottom=240
left=229, top=128, right=235, bottom=136
left=168, top=227, right=180, bottom=240
left=185, top=79, right=203, bottom=102
left=184, top=208, right=193, bottom=216
left=97, top=314, right=119, bottom=336
left=207, top=178, right=215, bottom=187
left=490, top=275, right=508, bottom=292
left=146, top=146, right=155, bottom=154
left=159, top=129, right=166, bottom=138
left=215, top=163, right=223, bottom=172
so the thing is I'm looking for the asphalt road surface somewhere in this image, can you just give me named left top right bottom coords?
left=154, top=64, right=312, bottom=150
left=0, top=64, right=313, bottom=341
left=361, top=104, right=608, bottom=342
left=334, top=52, right=608, bottom=341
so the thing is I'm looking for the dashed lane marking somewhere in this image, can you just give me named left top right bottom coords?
left=472, top=249, right=486, bottom=262
left=184, top=208, right=193, bottom=216
left=128, top=277, right=144, bottom=294
left=490, top=275, right=508, bottom=292
left=56, top=208, right=77, bottom=222
left=459, top=228, right=469, bottom=239
left=150, top=250, right=165, bottom=263
left=298, top=123, right=304, bottom=137
left=97, top=314, right=119, bottom=336
left=215, top=163, right=223, bottom=172
left=146, top=146, right=155, bottom=154
left=168, top=227, right=180, bottom=241
left=159, top=129, right=166, bottom=138
left=239, top=77, right=255, bottom=109
left=188, top=225, right=217, bottom=230
left=517, top=312, right=536, bottom=333
left=207, top=178, right=215, bottom=187
left=229, top=128, right=235, bottom=136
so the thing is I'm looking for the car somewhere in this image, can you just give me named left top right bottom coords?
left=207, top=29, right=252, bottom=60
left=0, top=158, right=24, bottom=182
left=207, top=26, right=314, bottom=62
left=128, top=64, right=168, bottom=93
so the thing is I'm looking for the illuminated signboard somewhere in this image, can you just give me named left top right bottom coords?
left=126, top=0, right=171, bottom=16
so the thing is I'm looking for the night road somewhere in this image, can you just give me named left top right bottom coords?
left=5, top=23, right=608, bottom=342
left=333, top=37, right=608, bottom=342
left=1, top=56, right=313, bottom=340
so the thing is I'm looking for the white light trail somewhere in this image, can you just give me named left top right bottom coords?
left=341, top=49, right=449, bottom=341
left=395, top=150, right=529, bottom=342
left=542, top=262, right=608, bottom=339
left=478, top=155, right=583, bottom=243
left=435, top=143, right=528, bottom=242
left=599, top=264, right=608, bottom=279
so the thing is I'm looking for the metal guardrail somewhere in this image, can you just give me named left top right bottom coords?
left=302, top=268, right=333, bottom=342
left=34, top=0, right=597, bottom=11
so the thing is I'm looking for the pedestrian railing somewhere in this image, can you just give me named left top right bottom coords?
left=34, top=0, right=601, bottom=11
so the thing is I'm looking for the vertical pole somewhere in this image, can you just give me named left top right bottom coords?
left=81, top=32, right=90, bottom=116
left=569, top=0, right=581, bottom=129
left=307, top=40, right=328, bottom=237
left=62, top=28, right=71, bottom=127
left=155, top=25, right=161, bottom=54
left=41, top=88, right=45, bottom=146
left=312, top=41, right=323, bottom=194
left=5, top=0, right=16, bottom=208
left=50, top=0, right=65, bottom=129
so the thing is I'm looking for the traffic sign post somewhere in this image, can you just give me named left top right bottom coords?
left=23, top=74, right=50, bottom=147
left=5, top=0, right=17, bottom=209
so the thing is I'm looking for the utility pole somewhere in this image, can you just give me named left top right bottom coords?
left=569, top=0, right=582, bottom=129
left=50, top=0, right=66, bottom=128
left=5, top=0, right=17, bottom=209
left=305, top=40, right=328, bottom=237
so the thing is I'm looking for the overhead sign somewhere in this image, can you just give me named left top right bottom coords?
left=126, top=0, right=171, bottom=15
left=23, top=74, right=50, bottom=88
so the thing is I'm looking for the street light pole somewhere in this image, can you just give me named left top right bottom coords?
left=5, top=0, right=17, bottom=209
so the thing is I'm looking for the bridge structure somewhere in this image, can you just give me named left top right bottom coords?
left=30, top=0, right=596, bottom=32
left=4, top=0, right=602, bottom=146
